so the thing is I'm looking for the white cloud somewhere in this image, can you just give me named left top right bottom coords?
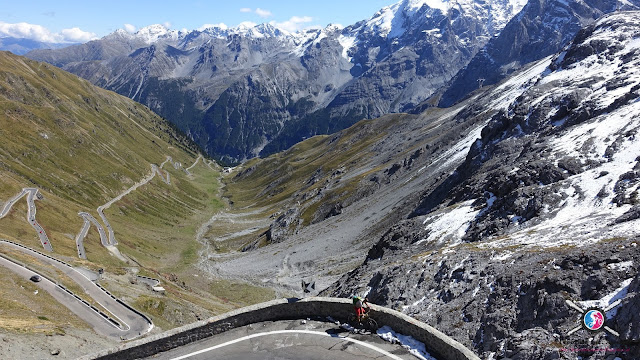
left=240, top=7, right=252, bottom=13
left=270, top=16, right=315, bottom=33
left=0, top=21, right=58, bottom=42
left=123, top=23, right=137, bottom=33
left=59, top=27, right=97, bottom=42
left=162, top=21, right=172, bottom=29
left=255, top=8, right=273, bottom=18
left=0, top=21, right=96, bottom=43
left=197, top=23, right=228, bottom=31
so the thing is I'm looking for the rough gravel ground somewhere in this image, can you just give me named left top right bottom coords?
left=199, top=109, right=473, bottom=298
left=0, top=328, right=117, bottom=360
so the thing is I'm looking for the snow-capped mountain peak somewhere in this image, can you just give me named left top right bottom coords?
left=358, top=0, right=527, bottom=39
left=246, top=23, right=288, bottom=38
left=184, top=22, right=294, bottom=42
left=135, top=24, right=180, bottom=44
left=112, top=28, right=131, bottom=37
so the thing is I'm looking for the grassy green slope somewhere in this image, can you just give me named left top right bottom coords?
left=0, top=51, right=273, bottom=334
left=0, top=51, right=199, bottom=264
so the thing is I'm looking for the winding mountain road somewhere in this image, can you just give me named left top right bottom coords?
left=75, top=212, right=108, bottom=259
left=77, top=156, right=174, bottom=251
left=0, top=240, right=153, bottom=340
left=0, top=188, right=53, bottom=252
left=185, top=155, right=203, bottom=177
left=0, top=154, right=211, bottom=342
left=1, top=154, right=204, bottom=258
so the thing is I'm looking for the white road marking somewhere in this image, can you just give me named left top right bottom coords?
left=170, top=329, right=405, bottom=360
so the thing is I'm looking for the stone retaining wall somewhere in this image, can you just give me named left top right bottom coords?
left=82, top=297, right=479, bottom=360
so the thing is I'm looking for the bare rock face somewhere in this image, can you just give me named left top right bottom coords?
left=328, top=227, right=640, bottom=359
left=266, top=208, right=300, bottom=244
left=322, top=12, right=640, bottom=360
left=26, top=0, right=528, bottom=163
left=438, top=0, right=640, bottom=108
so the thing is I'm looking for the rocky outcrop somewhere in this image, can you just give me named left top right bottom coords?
left=327, top=229, right=640, bottom=359
left=265, top=208, right=300, bottom=244
left=322, top=12, right=640, bottom=359
left=615, top=275, right=640, bottom=344
left=26, top=0, right=528, bottom=163
left=438, top=0, right=640, bottom=107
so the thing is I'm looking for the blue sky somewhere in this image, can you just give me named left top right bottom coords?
left=0, top=1, right=396, bottom=43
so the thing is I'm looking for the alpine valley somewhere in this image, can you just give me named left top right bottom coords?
left=0, top=0, right=639, bottom=359
left=26, top=0, right=533, bottom=163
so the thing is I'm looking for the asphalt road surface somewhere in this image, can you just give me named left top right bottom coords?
left=0, top=253, right=125, bottom=337
left=75, top=212, right=109, bottom=259
left=0, top=240, right=152, bottom=340
left=96, top=158, right=171, bottom=246
left=145, top=320, right=418, bottom=360
left=0, top=188, right=53, bottom=251
left=2, top=155, right=203, bottom=259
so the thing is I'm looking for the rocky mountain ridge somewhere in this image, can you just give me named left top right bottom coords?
left=27, top=0, right=527, bottom=163
left=324, top=11, right=640, bottom=359
left=209, top=11, right=640, bottom=360
left=438, top=0, right=640, bottom=107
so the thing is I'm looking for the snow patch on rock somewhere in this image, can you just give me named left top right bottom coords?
left=423, top=200, right=480, bottom=245
left=337, top=34, right=357, bottom=61
left=377, top=325, right=437, bottom=360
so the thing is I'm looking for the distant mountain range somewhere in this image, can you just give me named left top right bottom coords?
left=25, top=0, right=639, bottom=164
left=0, top=37, right=71, bottom=55
left=26, top=0, right=528, bottom=163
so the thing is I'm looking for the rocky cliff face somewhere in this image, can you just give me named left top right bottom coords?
left=438, top=0, right=640, bottom=107
left=26, top=0, right=526, bottom=163
left=320, top=12, right=640, bottom=359
left=202, top=12, right=640, bottom=359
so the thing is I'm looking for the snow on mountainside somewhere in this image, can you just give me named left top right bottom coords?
left=135, top=24, right=180, bottom=43
left=421, top=30, right=640, bottom=246
left=337, top=0, right=527, bottom=61
left=119, top=0, right=526, bottom=50
left=462, top=11, right=640, bottom=247
left=320, top=12, right=640, bottom=360
left=123, top=0, right=527, bottom=60
left=439, top=0, right=640, bottom=107
left=397, top=10, right=640, bottom=253
left=23, top=0, right=571, bottom=163
left=358, top=0, right=527, bottom=39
